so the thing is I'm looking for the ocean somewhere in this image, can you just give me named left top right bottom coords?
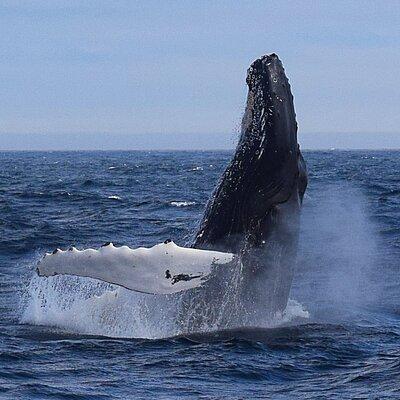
left=0, top=150, right=399, bottom=399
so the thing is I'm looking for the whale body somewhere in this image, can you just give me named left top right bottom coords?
left=180, top=53, right=307, bottom=327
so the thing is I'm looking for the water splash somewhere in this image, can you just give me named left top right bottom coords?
left=21, top=182, right=379, bottom=338
left=20, top=269, right=308, bottom=339
left=20, top=275, right=179, bottom=338
left=294, top=183, right=381, bottom=320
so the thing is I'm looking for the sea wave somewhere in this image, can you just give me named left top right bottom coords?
left=170, top=201, right=196, bottom=207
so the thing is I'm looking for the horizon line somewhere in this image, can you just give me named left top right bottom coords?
left=1, top=131, right=399, bottom=151
left=1, top=147, right=400, bottom=152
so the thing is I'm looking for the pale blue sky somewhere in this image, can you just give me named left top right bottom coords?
left=0, top=0, right=399, bottom=149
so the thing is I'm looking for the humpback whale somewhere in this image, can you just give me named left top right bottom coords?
left=37, top=53, right=307, bottom=329
left=177, top=53, right=307, bottom=328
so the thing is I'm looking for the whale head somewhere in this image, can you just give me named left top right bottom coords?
left=194, top=53, right=307, bottom=254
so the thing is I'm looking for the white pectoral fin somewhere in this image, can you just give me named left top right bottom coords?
left=37, top=241, right=235, bottom=295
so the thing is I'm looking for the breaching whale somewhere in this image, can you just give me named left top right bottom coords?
left=37, top=53, right=307, bottom=325
left=177, top=53, right=307, bottom=328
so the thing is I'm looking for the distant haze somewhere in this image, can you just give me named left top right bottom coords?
left=1, top=132, right=400, bottom=151
left=0, top=1, right=399, bottom=150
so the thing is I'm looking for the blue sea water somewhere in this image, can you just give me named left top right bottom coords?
left=1, top=150, right=400, bottom=399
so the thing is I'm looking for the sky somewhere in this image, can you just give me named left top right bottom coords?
left=0, top=0, right=399, bottom=150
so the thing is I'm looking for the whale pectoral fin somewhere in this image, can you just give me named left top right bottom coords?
left=36, top=242, right=235, bottom=295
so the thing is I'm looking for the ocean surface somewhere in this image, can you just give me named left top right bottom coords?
left=1, top=150, right=400, bottom=399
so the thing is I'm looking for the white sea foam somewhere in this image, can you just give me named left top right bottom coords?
left=270, top=299, right=309, bottom=326
left=170, top=201, right=195, bottom=207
